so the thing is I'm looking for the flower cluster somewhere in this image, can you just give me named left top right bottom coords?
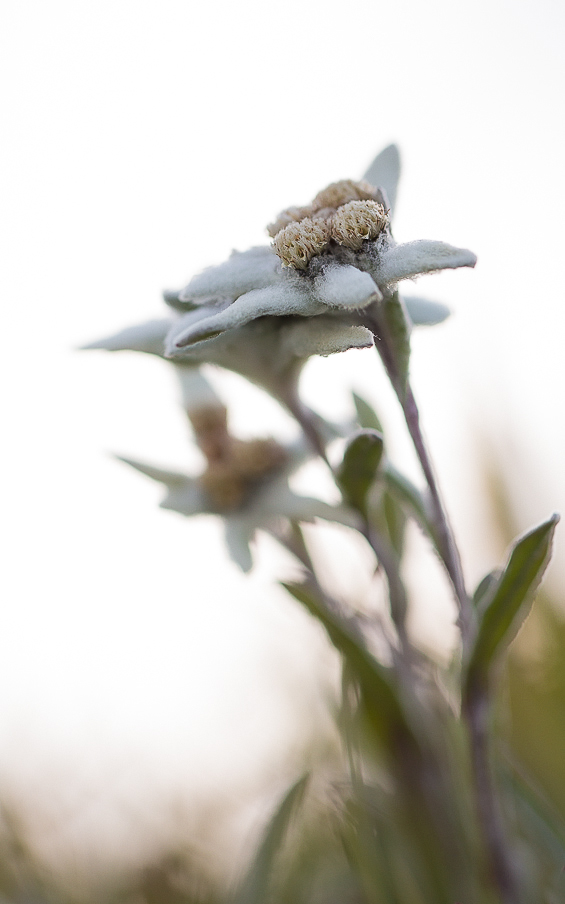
left=268, top=179, right=389, bottom=268
left=87, top=146, right=470, bottom=406
left=85, top=145, right=476, bottom=570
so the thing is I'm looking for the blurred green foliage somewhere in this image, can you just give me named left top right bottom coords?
left=2, top=441, right=564, bottom=903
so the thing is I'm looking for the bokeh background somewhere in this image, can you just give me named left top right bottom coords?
left=2, top=0, right=565, bottom=895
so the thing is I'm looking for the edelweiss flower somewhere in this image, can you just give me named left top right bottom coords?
left=163, top=145, right=475, bottom=354
left=118, top=452, right=358, bottom=573
left=85, top=146, right=462, bottom=407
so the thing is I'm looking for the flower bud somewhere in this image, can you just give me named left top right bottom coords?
left=311, top=179, right=377, bottom=212
left=273, top=217, right=331, bottom=269
left=267, top=205, right=313, bottom=238
left=331, top=200, right=389, bottom=251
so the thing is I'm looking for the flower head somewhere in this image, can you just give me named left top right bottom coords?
left=163, top=145, right=475, bottom=355
left=85, top=146, right=466, bottom=406
left=115, top=370, right=357, bottom=572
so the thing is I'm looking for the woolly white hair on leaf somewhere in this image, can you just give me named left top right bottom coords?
left=314, top=263, right=382, bottom=310
left=375, top=240, right=477, bottom=288
left=281, top=318, right=374, bottom=358
left=170, top=281, right=326, bottom=349
left=179, top=246, right=280, bottom=302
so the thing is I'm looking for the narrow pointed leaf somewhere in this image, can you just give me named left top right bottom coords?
left=362, top=144, right=401, bottom=217
left=381, top=465, right=437, bottom=543
left=337, top=429, right=384, bottom=515
left=368, top=488, right=407, bottom=559
left=116, top=455, right=187, bottom=486
left=465, top=514, right=559, bottom=694
left=472, top=570, right=501, bottom=614
left=352, top=392, right=383, bottom=432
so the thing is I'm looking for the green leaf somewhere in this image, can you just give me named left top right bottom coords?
left=233, top=774, right=309, bottom=904
left=465, top=514, right=559, bottom=695
left=282, top=581, right=416, bottom=752
left=472, top=570, right=501, bottom=614
left=337, top=429, right=384, bottom=515
left=382, top=490, right=407, bottom=558
left=368, top=485, right=407, bottom=559
left=352, top=392, right=384, bottom=432
left=381, top=464, right=438, bottom=546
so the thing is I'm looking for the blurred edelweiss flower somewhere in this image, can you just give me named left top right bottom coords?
left=85, top=145, right=473, bottom=405
left=115, top=369, right=357, bottom=572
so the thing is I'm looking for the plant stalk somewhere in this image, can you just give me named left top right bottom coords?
left=401, top=383, right=475, bottom=652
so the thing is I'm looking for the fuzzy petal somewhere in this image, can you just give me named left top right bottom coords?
left=375, top=240, right=477, bottom=287
left=224, top=518, right=254, bottom=572
left=116, top=455, right=206, bottom=515
left=253, top=481, right=360, bottom=529
left=82, top=320, right=170, bottom=356
left=170, top=281, right=325, bottom=349
left=363, top=145, right=401, bottom=216
left=179, top=246, right=281, bottom=302
left=402, top=295, right=451, bottom=326
left=313, top=263, right=382, bottom=310
left=161, top=484, right=208, bottom=517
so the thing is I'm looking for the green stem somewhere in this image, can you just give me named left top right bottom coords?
left=401, top=383, right=475, bottom=653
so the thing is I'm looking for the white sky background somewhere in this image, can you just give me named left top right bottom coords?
left=1, top=0, right=565, bottom=875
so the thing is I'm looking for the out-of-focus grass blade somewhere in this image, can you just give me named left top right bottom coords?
left=282, top=581, right=416, bottom=752
left=233, top=774, right=309, bottom=904
left=465, top=514, right=559, bottom=695
left=502, top=762, right=565, bottom=896
left=337, top=429, right=384, bottom=515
